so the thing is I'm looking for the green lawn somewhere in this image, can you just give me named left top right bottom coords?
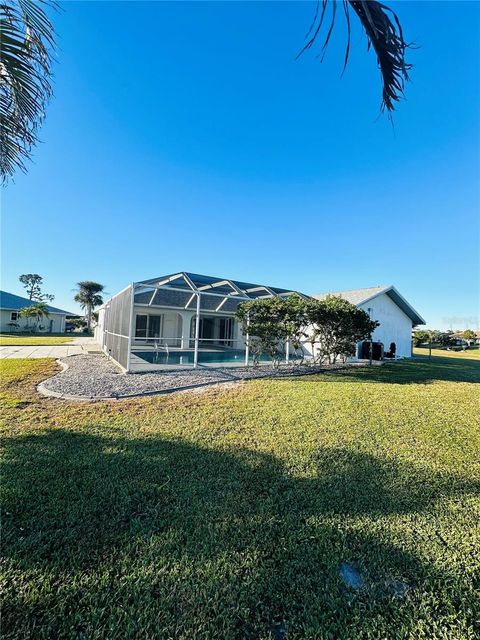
left=1, top=356, right=479, bottom=639
left=0, top=333, right=76, bottom=346
left=414, top=346, right=480, bottom=360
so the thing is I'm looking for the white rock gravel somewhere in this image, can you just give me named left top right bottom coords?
left=38, top=353, right=363, bottom=400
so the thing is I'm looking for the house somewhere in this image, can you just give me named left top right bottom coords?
left=95, top=272, right=425, bottom=371
left=452, top=330, right=480, bottom=346
left=95, top=272, right=306, bottom=371
left=0, top=290, right=73, bottom=334
left=313, top=285, right=425, bottom=359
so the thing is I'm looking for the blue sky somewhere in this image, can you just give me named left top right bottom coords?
left=2, top=1, right=479, bottom=329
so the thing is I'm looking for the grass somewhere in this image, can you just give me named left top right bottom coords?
left=0, top=333, right=77, bottom=346
left=1, top=355, right=479, bottom=639
left=414, top=346, right=480, bottom=360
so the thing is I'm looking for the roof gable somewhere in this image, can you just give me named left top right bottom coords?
left=313, top=285, right=425, bottom=326
left=0, top=290, right=72, bottom=315
left=314, top=286, right=387, bottom=306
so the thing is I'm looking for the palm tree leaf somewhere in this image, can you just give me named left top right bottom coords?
left=341, top=0, right=351, bottom=75
left=318, top=0, right=337, bottom=62
left=0, top=0, right=57, bottom=183
left=298, top=0, right=412, bottom=112
left=296, top=0, right=328, bottom=59
left=349, top=0, right=411, bottom=112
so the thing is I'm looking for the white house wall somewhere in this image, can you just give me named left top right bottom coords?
left=358, top=293, right=413, bottom=357
left=0, top=310, right=66, bottom=333
left=94, top=308, right=106, bottom=346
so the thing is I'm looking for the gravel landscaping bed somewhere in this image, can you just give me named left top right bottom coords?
left=37, top=353, right=366, bottom=400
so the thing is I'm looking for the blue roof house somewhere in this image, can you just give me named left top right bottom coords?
left=0, top=291, right=73, bottom=334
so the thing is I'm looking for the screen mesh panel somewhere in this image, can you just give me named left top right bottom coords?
left=103, top=285, right=132, bottom=369
left=199, top=296, right=241, bottom=313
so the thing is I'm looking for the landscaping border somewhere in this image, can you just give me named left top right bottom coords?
left=36, top=354, right=376, bottom=402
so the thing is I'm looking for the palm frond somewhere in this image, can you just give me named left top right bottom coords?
left=298, top=0, right=412, bottom=113
left=349, top=0, right=411, bottom=112
left=0, top=0, right=57, bottom=183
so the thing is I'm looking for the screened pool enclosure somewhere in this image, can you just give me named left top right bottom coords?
left=95, top=272, right=307, bottom=371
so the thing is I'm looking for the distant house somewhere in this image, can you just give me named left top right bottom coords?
left=0, top=291, right=73, bottom=333
left=313, top=285, right=425, bottom=359
left=452, top=330, right=480, bottom=346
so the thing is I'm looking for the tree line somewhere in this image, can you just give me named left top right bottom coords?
left=413, top=329, right=477, bottom=348
left=236, top=294, right=378, bottom=367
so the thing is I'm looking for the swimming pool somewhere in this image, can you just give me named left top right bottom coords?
left=132, top=349, right=296, bottom=366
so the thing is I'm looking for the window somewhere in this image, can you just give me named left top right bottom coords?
left=135, top=314, right=147, bottom=338
left=10, top=312, right=18, bottom=321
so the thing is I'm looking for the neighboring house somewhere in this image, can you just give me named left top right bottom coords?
left=96, top=272, right=425, bottom=371
left=313, top=285, right=425, bottom=359
left=0, top=290, right=73, bottom=333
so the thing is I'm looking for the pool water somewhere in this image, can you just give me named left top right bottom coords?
left=133, top=350, right=297, bottom=366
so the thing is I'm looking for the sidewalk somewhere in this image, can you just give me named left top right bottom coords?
left=0, top=337, right=101, bottom=359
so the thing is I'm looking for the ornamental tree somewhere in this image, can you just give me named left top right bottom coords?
left=237, top=294, right=378, bottom=367
left=236, top=297, right=289, bottom=367
left=306, top=296, right=378, bottom=364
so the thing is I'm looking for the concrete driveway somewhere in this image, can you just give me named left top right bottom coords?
left=0, top=337, right=101, bottom=360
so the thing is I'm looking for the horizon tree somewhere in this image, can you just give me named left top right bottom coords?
left=74, top=281, right=104, bottom=333
left=461, top=329, right=476, bottom=345
left=19, top=273, right=54, bottom=301
left=413, top=329, right=431, bottom=348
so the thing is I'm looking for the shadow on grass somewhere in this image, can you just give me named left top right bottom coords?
left=2, top=429, right=479, bottom=638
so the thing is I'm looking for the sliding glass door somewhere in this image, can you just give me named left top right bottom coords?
left=148, top=315, right=162, bottom=338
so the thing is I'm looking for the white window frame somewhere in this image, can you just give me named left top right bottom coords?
left=10, top=311, right=18, bottom=321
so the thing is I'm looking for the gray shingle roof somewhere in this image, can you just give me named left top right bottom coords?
left=313, top=285, right=425, bottom=326
left=0, top=290, right=72, bottom=315
left=314, top=286, right=388, bottom=306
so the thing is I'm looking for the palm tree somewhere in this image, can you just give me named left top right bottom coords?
left=1, top=0, right=57, bottom=183
left=74, top=281, right=104, bottom=333
left=298, top=1, right=411, bottom=113
left=1, top=1, right=410, bottom=184
left=18, top=301, right=50, bottom=332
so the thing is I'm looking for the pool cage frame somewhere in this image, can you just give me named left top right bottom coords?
left=99, top=272, right=308, bottom=372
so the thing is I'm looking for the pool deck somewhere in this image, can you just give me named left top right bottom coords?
left=129, top=348, right=298, bottom=372
left=0, top=338, right=101, bottom=360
